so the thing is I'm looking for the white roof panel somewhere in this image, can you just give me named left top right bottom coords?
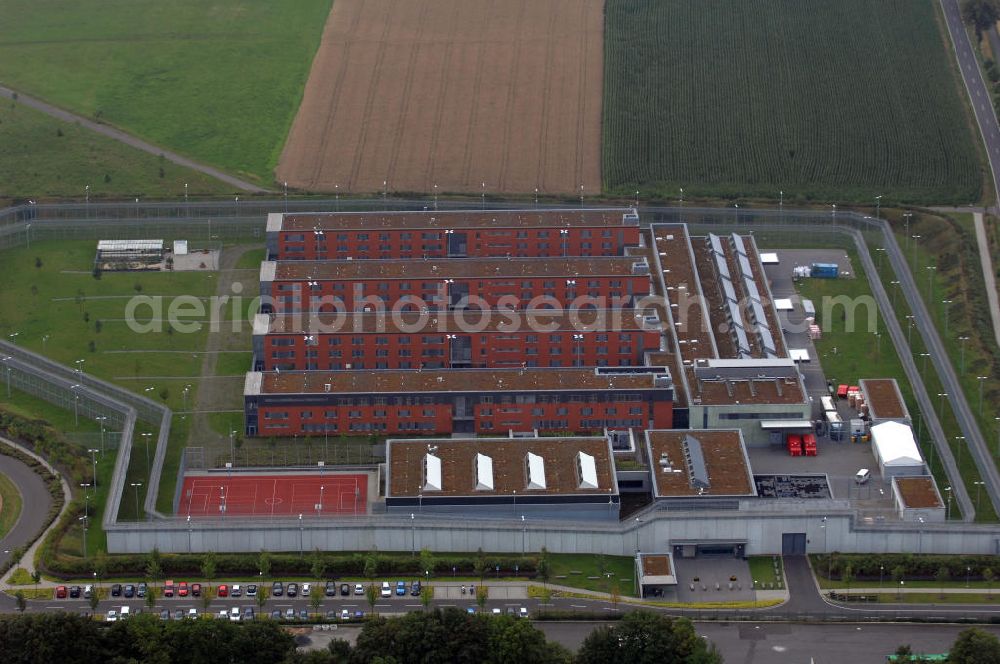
left=871, top=421, right=923, bottom=467
left=475, top=453, right=494, bottom=491
left=525, top=452, right=547, bottom=490
left=423, top=453, right=442, bottom=491
left=759, top=252, right=779, bottom=264
left=789, top=348, right=810, bottom=362
left=744, top=278, right=762, bottom=303
left=576, top=451, right=599, bottom=490
left=774, top=298, right=793, bottom=311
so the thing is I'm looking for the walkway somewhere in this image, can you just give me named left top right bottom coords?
left=0, top=84, right=268, bottom=193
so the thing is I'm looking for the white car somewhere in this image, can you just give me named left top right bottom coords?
left=380, top=582, right=391, bottom=598
left=491, top=608, right=501, bottom=616
left=187, top=609, right=198, bottom=620
left=302, top=583, right=311, bottom=596
left=354, top=584, right=364, bottom=596
left=229, top=607, right=241, bottom=622
left=105, top=609, right=118, bottom=622
left=217, top=610, right=228, bottom=620
left=340, top=608, right=350, bottom=620
left=518, top=607, right=528, bottom=619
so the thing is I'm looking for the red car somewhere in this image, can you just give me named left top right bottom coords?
left=164, top=580, right=175, bottom=598
left=191, top=583, right=202, bottom=597
left=217, top=584, right=228, bottom=597
left=178, top=582, right=189, bottom=597
left=55, top=585, right=67, bottom=599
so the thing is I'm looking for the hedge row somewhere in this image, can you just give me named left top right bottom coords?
left=816, top=554, right=1000, bottom=581
left=0, top=406, right=89, bottom=485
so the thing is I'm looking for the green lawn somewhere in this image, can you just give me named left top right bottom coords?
left=234, top=248, right=267, bottom=270
left=0, top=470, right=23, bottom=539
left=845, top=592, right=1000, bottom=604
left=0, top=101, right=231, bottom=198
left=546, top=554, right=636, bottom=596
left=0, top=0, right=333, bottom=185
left=747, top=556, right=783, bottom=588
left=602, top=0, right=983, bottom=204
left=214, top=352, right=252, bottom=377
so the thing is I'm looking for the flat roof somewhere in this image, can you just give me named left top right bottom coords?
left=894, top=476, right=943, bottom=509
left=387, top=437, right=616, bottom=497
left=273, top=208, right=637, bottom=232
left=256, top=310, right=661, bottom=335
left=640, top=554, right=672, bottom=577
left=645, top=430, right=755, bottom=498
left=247, top=368, right=664, bottom=395
left=265, top=257, right=646, bottom=281
left=861, top=378, right=909, bottom=420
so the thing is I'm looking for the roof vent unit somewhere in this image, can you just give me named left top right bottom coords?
left=422, top=453, right=442, bottom=492
left=576, top=452, right=599, bottom=490
left=474, top=453, right=494, bottom=491
left=525, top=452, right=547, bottom=490
left=631, top=261, right=650, bottom=275
left=653, top=375, right=672, bottom=389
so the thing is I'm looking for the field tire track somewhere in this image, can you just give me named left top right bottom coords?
left=423, top=7, right=461, bottom=191
left=534, top=3, right=559, bottom=192
left=496, top=0, right=528, bottom=192
left=459, top=0, right=495, bottom=190
left=384, top=1, right=433, bottom=191
left=309, top=2, right=365, bottom=189
left=346, top=0, right=395, bottom=192
left=574, top=0, right=590, bottom=193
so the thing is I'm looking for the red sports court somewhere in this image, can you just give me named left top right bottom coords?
left=180, top=473, right=368, bottom=517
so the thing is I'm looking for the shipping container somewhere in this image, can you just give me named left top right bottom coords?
left=802, top=299, right=816, bottom=316
left=803, top=434, right=818, bottom=456
left=810, top=263, right=839, bottom=278
left=820, top=396, right=836, bottom=413
left=837, top=384, right=849, bottom=399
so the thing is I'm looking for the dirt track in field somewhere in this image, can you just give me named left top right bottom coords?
left=276, top=0, right=603, bottom=195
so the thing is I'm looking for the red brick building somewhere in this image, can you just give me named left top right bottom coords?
left=252, top=310, right=665, bottom=371
left=266, top=208, right=641, bottom=261
left=260, top=256, right=652, bottom=314
left=243, top=367, right=673, bottom=437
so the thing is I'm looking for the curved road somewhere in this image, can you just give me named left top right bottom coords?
left=0, top=453, right=51, bottom=572
left=0, top=84, right=268, bottom=194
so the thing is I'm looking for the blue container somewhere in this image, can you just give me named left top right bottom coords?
left=810, top=263, right=839, bottom=278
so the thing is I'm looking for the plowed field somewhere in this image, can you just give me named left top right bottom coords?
left=277, top=0, right=603, bottom=195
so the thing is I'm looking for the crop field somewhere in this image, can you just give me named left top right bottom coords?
left=602, top=0, right=983, bottom=204
left=0, top=0, right=332, bottom=185
left=0, top=101, right=230, bottom=198
left=277, top=0, right=603, bottom=195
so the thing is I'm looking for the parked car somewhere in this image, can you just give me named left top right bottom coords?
left=109, top=584, right=121, bottom=598
left=354, top=584, right=364, bottom=596
left=105, top=609, right=118, bottom=622
left=245, top=584, right=257, bottom=597
left=270, top=610, right=281, bottom=620
left=217, top=610, right=228, bottom=620
left=187, top=608, right=198, bottom=620
left=242, top=607, right=254, bottom=622
left=217, top=584, right=229, bottom=598
left=380, top=582, right=391, bottom=598
left=466, top=607, right=476, bottom=615
left=284, top=608, right=295, bottom=621
left=159, top=608, right=170, bottom=621
left=56, top=585, right=68, bottom=599
left=410, top=581, right=421, bottom=596
left=271, top=581, right=283, bottom=597
left=491, top=608, right=501, bottom=616
left=228, top=607, right=241, bottom=622
left=191, top=583, right=201, bottom=597
left=286, top=583, right=298, bottom=598
left=302, top=583, right=311, bottom=596
left=518, top=607, right=528, bottom=619
left=69, top=586, right=81, bottom=599
left=325, top=610, right=338, bottom=621
left=83, top=585, right=93, bottom=599
left=123, top=584, right=135, bottom=598
left=163, top=580, right=175, bottom=598
left=178, top=582, right=189, bottom=597
left=120, top=606, right=131, bottom=620
left=340, top=609, right=350, bottom=621
left=353, top=610, right=364, bottom=619
left=137, top=583, right=147, bottom=598
left=395, top=581, right=406, bottom=596
left=172, top=609, right=184, bottom=621
left=231, top=584, right=242, bottom=598
left=340, top=583, right=350, bottom=597
left=325, top=581, right=337, bottom=597
left=298, top=609, right=309, bottom=621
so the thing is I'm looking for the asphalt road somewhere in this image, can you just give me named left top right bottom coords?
left=0, top=453, right=52, bottom=572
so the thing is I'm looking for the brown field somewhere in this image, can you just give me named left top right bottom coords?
left=276, top=0, right=603, bottom=195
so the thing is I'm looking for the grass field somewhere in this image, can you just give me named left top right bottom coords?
left=602, top=0, right=983, bottom=204
left=0, top=0, right=333, bottom=185
left=747, top=556, right=783, bottom=588
left=545, top=553, right=636, bottom=596
left=0, top=102, right=231, bottom=198
left=0, top=469, right=23, bottom=539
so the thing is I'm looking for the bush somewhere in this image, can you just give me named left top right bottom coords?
left=815, top=553, right=1000, bottom=582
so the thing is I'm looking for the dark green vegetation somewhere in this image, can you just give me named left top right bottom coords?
left=0, top=470, right=22, bottom=539
left=0, top=0, right=333, bottom=186
left=812, top=553, right=999, bottom=588
left=602, top=0, right=983, bottom=204
left=892, top=627, right=1000, bottom=662
left=575, top=612, right=721, bottom=664
left=0, top=101, right=230, bottom=198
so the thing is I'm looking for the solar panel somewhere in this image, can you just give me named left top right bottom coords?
left=730, top=233, right=748, bottom=256
left=743, top=278, right=761, bottom=303
left=727, top=301, right=744, bottom=326
left=738, top=254, right=754, bottom=278
left=708, top=234, right=725, bottom=255
left=682, top=435, right=710, bottom=490
left=750, top=301, right=769, bottom=328
left=722, top=279, right=738, bottom=303
left=715, top=254, right=731, bottom=281
left=759, top=326, right=776, bottom=353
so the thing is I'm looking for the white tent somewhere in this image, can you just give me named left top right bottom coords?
left=870, top=421, right=924, bottom=479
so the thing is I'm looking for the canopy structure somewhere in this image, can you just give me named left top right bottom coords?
left=525, top=452, right=547, bottom=490
left=422, top=453, right=442, bottom=492
left=474, top=453, right=494, bottom=491
left=576, top=452, right=598, bottom=490
left=870, top=421, right=924, bottom=478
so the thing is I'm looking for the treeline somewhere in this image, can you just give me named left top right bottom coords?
left=815, top=554, right=999, bottom=582
left=0, top=610, right=723, bottom=664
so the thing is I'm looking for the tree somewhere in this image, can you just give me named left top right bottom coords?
left=962, top=0, right=1000, bottom=40
left=475, top=584, right=489, bottom=612
left=473, top=548, right=488, bottom=583
left=258, top=550, right=271, bottom=579
left=309, top=585, right=323, bottom=616
left=145, top=548, right=163, bottom=588
left=31, top=570, right=40, bottom=596
left=14, top=590, right=26, bottom=613
left=255, top=586, right=268, bottom=614
left=842, top=564, right=854, bottom=595
left=419, top=547, right=435, bottom=578
left=576, top=611, right=723, bottom=664
left=610, top=582, right=621, bottom=612
left=363, top=551, right=378, bottom=580
left=145, top=586, right=158, bottom=612
left=88, top=590, right=100, bottom=614
left=94, top=552, right=107, bottom=590
left=539, top=586, right=552, bottom=614
left=365, top=583, right=379, bottom=615
left=936, top=566, right=950, bottom=600
left=310, top=549, right=328, bottom=580
left=420, top=584, right=434, bottom=611
left=984, top=567, right=995, bottom=599
left=201, top=587, right=214, bottom=613
left=200, top=551, right=216, bottom=586
left=948, top=627, right=1000, bottom=663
